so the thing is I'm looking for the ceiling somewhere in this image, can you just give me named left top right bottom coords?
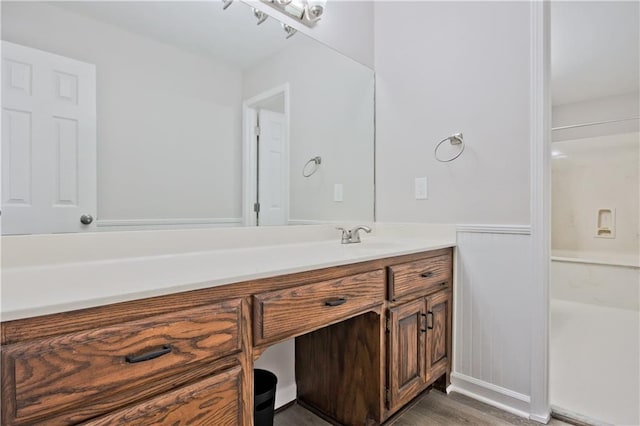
left=551, top=1, right=639, bottom=106
left=52, top=1, right=305, bottom=70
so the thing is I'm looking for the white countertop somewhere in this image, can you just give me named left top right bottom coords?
left=1, top=226, right=456, bottom=321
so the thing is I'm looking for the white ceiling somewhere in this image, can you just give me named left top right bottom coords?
left=551, top=1, right=639, bottom=106
left=52, top=1, right=306, bottom=70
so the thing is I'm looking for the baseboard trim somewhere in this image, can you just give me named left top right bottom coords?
left=456, top=224, right=532, bottom=235
left=551, top=405, right=613, bottom=426
left=530, top=412, right=552, bottom=424
left=450, top=372, right=531, bottom=419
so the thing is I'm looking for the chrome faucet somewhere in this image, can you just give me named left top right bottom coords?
left=337, top=225, right=372, bottom=244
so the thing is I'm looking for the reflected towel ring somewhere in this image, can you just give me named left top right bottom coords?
left=434, top=132, right=465, bottom=162
left=303, top=156, right=322, bottom=177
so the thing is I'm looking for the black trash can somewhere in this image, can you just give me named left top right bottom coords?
left=254, top=369, right=278, bottom=426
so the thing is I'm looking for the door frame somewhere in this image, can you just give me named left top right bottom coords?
left=242, top=83, right=290, bottom=226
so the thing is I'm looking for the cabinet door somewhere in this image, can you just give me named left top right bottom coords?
left=83, top=366, right=243, bottom=426
left=425, top=290, right=452, bottom=385
left=387, top=299, right=426, bottom=412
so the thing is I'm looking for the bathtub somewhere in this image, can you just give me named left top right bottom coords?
left=551, top=249, right=640, bottom=311
left=550, top=249, right=640, bottom=425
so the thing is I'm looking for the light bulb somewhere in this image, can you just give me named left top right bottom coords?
left=306, top=0, right=326, bottom=18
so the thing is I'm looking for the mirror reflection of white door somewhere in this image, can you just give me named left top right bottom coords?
left=257, top=110, right=288, bottom=226
left=1, top=41, right=96, bottom=235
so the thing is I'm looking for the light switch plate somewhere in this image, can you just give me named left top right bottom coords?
left=334, top=184, right=343, bottom=202
left=415, top=177, right=428, bottom=200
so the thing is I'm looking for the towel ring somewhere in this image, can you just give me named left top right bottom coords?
left=303, top=156, right=322, bottom=177
left=434, top=133, right=465, bottom=162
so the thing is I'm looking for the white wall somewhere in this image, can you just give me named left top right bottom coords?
left=374, top=1, right=541, bottom=418
left=2, top=2, right=244, bottom=222
left=243, top=40, right=375, bottom=223
left=244, top=0, right=375, bottom=69
left=254, top=339, right=297, bottom=409
left=552, top=133, right=639, bottom=254
left=374, top=1, right=531, bottom=225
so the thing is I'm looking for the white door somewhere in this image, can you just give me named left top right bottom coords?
left=2, top=41, right=96, bottom=235
left=257, top=110, right=288, bottom=226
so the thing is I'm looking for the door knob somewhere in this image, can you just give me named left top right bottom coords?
left=80, top=214, right=94, bottom=225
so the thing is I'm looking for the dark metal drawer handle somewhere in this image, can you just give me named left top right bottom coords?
left=125, top=345, right=172, bottom=363
left=421, top=271, right=435, bottom=278
left=427, top=312, right=434, bottom=330
left=421, top=313, right=428, bottom=333
left=325, top=298, right=347, bottom=307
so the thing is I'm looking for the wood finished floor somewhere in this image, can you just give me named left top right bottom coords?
left=275, top=391, right=572, bottom=426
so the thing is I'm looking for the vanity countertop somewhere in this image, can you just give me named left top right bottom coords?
left=1, top=229, right=456, bottom=321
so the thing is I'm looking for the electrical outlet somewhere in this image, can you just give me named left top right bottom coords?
left=334, top=184, right=343, bottom=202
left=415, top=177, right=428, bottom=200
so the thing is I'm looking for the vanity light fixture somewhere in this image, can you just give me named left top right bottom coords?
left=253, top=8, right=268, bottom=25
left=282, top=23, right=297, bottom=39
left=306, top=0, right=326, bottom=19
left=261, top=0, right=327, bottom=27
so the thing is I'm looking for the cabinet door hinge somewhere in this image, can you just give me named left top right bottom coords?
left=385, top=388, right=391, bottom=405
left=385, top=317, right=390, bottom=333
left=253, top=202, right=260, bottom=213
left=254, top=125, right=261, bottom=136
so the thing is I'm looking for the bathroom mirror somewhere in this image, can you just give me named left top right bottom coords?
left=1, top=1, right=374, bottom=235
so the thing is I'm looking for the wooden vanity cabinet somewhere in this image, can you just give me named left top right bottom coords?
left=385, top=249, right=453, bottom=419
left=1, top=297, right=252, bottom=426
left=1, top=247, right=453, bottom=426
left=294, top=248, right=454, bottom=425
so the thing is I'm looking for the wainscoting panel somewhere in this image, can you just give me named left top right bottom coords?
left=452, top=227, right=533, bottom=415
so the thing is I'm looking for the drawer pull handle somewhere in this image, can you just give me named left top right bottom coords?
left=421, top=271, right=435, bottom=278
left=325, top=298, right=347, bottom=307
left=125, top=345, right=172, bottom=363
left=427, top=312, right=434, bottom=330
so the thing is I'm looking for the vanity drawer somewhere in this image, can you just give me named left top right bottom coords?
left=83, top=365, right=243, bottom=426
left=253, top=269, right=385, bottom=345
left=1, top=299, right=242, bottom=424
left=387, top=252, right=452, bottom=301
